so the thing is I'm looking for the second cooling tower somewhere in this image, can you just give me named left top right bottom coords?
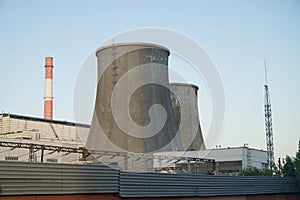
left=86, top=43, right=182, bottom=156
left=170, top=83, right=206, bottom=150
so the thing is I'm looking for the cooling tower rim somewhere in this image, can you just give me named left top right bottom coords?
left=169, top=83, right=199, bottom=91
left=96, top=42, right=170, bottom=55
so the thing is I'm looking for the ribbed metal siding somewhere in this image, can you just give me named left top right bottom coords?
left=0, top=161, right=119, bottom=196
left=1, top=161, right=299, bottom=197
left=119, top=171, right=300, bottom=197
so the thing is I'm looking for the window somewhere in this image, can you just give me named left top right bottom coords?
left=5, top=156, right=18, bottom=161
left=262, top=163, right=268, bottom=169
left=46, top=158, right=58, bottom=163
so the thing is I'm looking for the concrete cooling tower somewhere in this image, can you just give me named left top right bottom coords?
left=170, top=83, right=206, bottom=151
left=86, top=43, right=183, bottom=170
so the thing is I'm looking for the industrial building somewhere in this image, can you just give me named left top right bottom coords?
left=154, top=145, right=267, bottom=175
left=0, top=112, right=267, bottom=175
left=0, top=43, right=268, bottom=174
left=0, top=111, right=267, bottom=175
left=0, top=113, right=89, bottom=163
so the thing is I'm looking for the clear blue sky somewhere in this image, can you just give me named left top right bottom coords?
left=0, top=0, right=299, bottom=160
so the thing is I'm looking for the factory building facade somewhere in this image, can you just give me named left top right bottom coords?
left=154, top=145, right=268, bottom=175
left=0, top=113, right=89, bottom=163
left=0, top=113, right=267, bottom=175
left=0, top=44, right=267, bottom=174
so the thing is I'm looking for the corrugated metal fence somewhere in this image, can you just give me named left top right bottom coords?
left=0, top=161, right=299, bottom=197
left=0, top=161, right=119, bottom=195
left=119, top=171, right=300, bottom=197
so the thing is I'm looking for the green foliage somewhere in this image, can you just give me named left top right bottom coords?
left=295, top=141, right=300, bottom=184
left=272, top=158, right=283, bottom=177
left=239, top=166, right=272, bottom=176
left=282, top=155, right=295, bottom=177
left=239, top=140, right=300, bottom=181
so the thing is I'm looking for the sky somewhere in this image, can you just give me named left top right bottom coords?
left=0, top=0, right=299, bottom=160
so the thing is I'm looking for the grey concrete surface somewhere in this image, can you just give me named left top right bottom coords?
left=86, top=43, right=183, bottom=171
left=170, top=83, right=206, bottom=150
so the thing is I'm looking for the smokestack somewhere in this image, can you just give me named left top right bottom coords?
left=44, top=57, right=53, bottom=120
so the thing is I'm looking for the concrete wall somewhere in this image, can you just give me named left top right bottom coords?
left=86, top=43, right=184, bottom=171
left=170, top=83, right=205, bottom=151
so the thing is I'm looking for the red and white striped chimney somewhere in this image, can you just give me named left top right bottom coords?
left=44, top=57, right=53, bottom=120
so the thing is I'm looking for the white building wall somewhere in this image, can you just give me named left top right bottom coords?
left=154, top=146, right=268, bottom=170
left=0, top=114, right=90, bottom=163
left=0, top=114, right=89, bottom=143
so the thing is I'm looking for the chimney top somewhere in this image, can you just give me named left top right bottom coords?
left=45, top=57, right=53, bottom=67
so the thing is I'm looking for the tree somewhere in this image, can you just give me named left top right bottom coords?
left=282, top=155, right=295, bottom=177
left=239, top=140, right=300, bottom=180
left=294, top=140, right=300, bottom=184
left=273, top=158, right=283, bottom=177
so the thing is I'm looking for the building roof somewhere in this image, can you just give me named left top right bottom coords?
left=0, top=113, right=90, bottom=128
